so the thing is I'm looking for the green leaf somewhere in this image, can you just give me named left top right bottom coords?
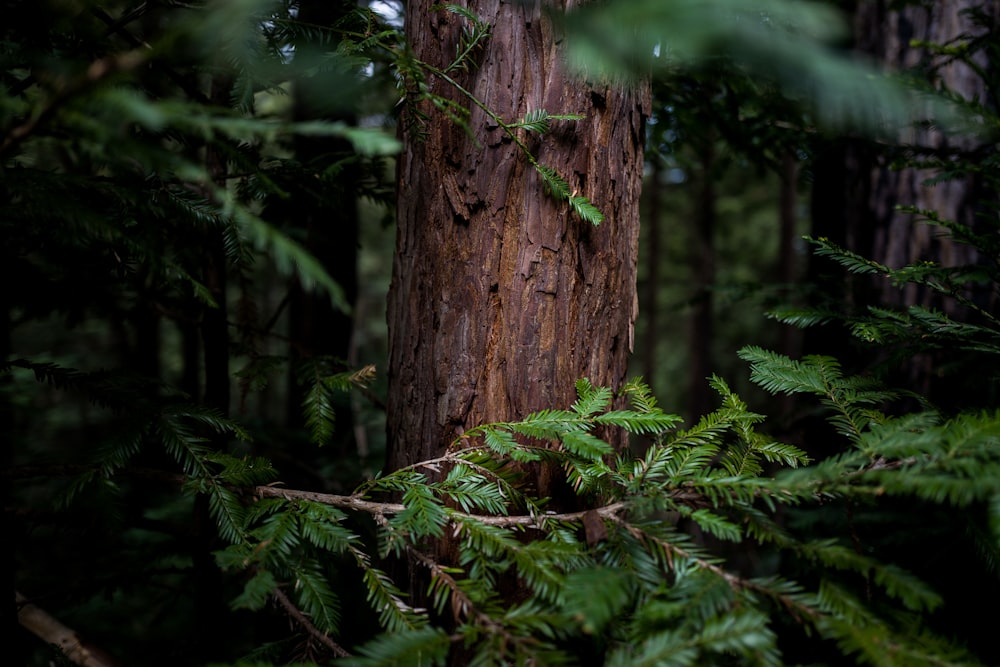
left=394, top=485, right=449, bottom=539
left=571, top=378, right=612, bottom=416
left=535, top=164, right=570, bottom=199
left=560, top=430, right=614, bottom=460
left=594, top=410, right=683, bottom=435
left=297, top=501, right=357, bottom=553
left=687, top=509, right=742, bottom=542
left=514, top=108, right=554, bottom=133
left=511, top=109, right=585, bottom=133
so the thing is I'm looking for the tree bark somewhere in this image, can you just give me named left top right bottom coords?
left=387, top=2, right=649, bottom=496
left=852, top=0, right=996, bottom=312
left=808, top=1, right=1000, bottom=402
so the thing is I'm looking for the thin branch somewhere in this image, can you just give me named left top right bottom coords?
left=407, top=546, right=545, bottom=658
left=16, top=591, right=122, bottom=667
left=255, top=484, right=629, bottom=527
left=271, top=587, right=351, bottom=658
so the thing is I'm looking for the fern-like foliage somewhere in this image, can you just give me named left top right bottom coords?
left=298, top=359, right=376, bottom=446
left=204, top=375, right=994, bottom=664
left=511, top=108, right=587, bottom=134
left=534, top=163, right=605, bottom=225
left=434, top=4, right=491, bottom=73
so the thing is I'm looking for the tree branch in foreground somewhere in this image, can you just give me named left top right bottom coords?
left=271, top=587, right=350, bottom=658
left=16, top=591, right=122, bottom=667
left=254, top=484, right=630, bottom=527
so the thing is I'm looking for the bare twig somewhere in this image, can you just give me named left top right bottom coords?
left=16, top=591, right=122, bottom=667
left=271, top=587, right=351, bottom=658
left=254, top=484, right=632, bottom=527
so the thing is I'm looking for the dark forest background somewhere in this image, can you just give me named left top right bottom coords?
left=5, top=1, right=1000, bottom=665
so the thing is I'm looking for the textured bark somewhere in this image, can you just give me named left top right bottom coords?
left=808, top=0, right=1000, bottom=403
left=387, top=3, right=649, bottom=489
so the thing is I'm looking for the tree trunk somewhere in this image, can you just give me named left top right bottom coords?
left=809, top=1, right=999, bottom=401
left=686, top=145, right=717, bottom=422
left=853, top=0, right=995, bottom=311
left=190, top=77, right=232, bottom=663
left=642, top=158, right=663, bottom=394
left=284, top=0, right=358, bottom=448
left=387, top=2, right=649, bottom=497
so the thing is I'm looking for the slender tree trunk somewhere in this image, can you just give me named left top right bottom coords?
left=0, top=202, right=25, bottom=663
left=284, top=0, right=358, bottom=447
left=387, top=2, right=649, bottom=499
left=202, top=239, right=229, bottom=414
left=190, top=77, right=232, bottom=662
left=777, top=152, right=799, bottom=420
left=686, top=146, right=716, bottom=421
left=642, top=159, right=663, bottom=393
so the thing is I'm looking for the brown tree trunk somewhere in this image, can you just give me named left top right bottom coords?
left=387, top=2, right=649, bottom=497
left=808, top=1, right=1000, bottom=402
left=642, top=158, right=663, bottom=393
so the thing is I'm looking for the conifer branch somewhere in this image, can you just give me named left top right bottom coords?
left=255, top=484, right=632, bottom=527
left=16, top=591, right=121, bottom=667
left=614, top=519, right=823, bottom=623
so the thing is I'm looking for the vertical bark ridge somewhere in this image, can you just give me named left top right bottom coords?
left=387, top=1, right=649, bottom=474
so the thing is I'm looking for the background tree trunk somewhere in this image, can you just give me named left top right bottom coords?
left=809, top=1, right=999, bottom=401
left=642, top=158, right=663, bottom=394
left=686, top=145, right=717, bottom=422
left=283, top=0, right=360, bottom=471
left=853, top=0, right=995, bottom=310
left=387, top=2, right=649, bottom=498
left=190, top=77, right=233, bottom=662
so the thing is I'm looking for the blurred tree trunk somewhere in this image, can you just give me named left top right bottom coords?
left=686, top=145, right=717, bottom=421
left=386, top=1, right=649, bottom=500
left=810, top=1, right=998, bottom=396
left=776, top=152, right=800, bottom=419
left=853, top=0, right=993, bottom=311
left=0, top=191, right=25, bottom=663
left=642, top=159, right=664, bottom=393
left=190, top=76, right=233, bottom=663
left=284, top=0, right=359, bottom=453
